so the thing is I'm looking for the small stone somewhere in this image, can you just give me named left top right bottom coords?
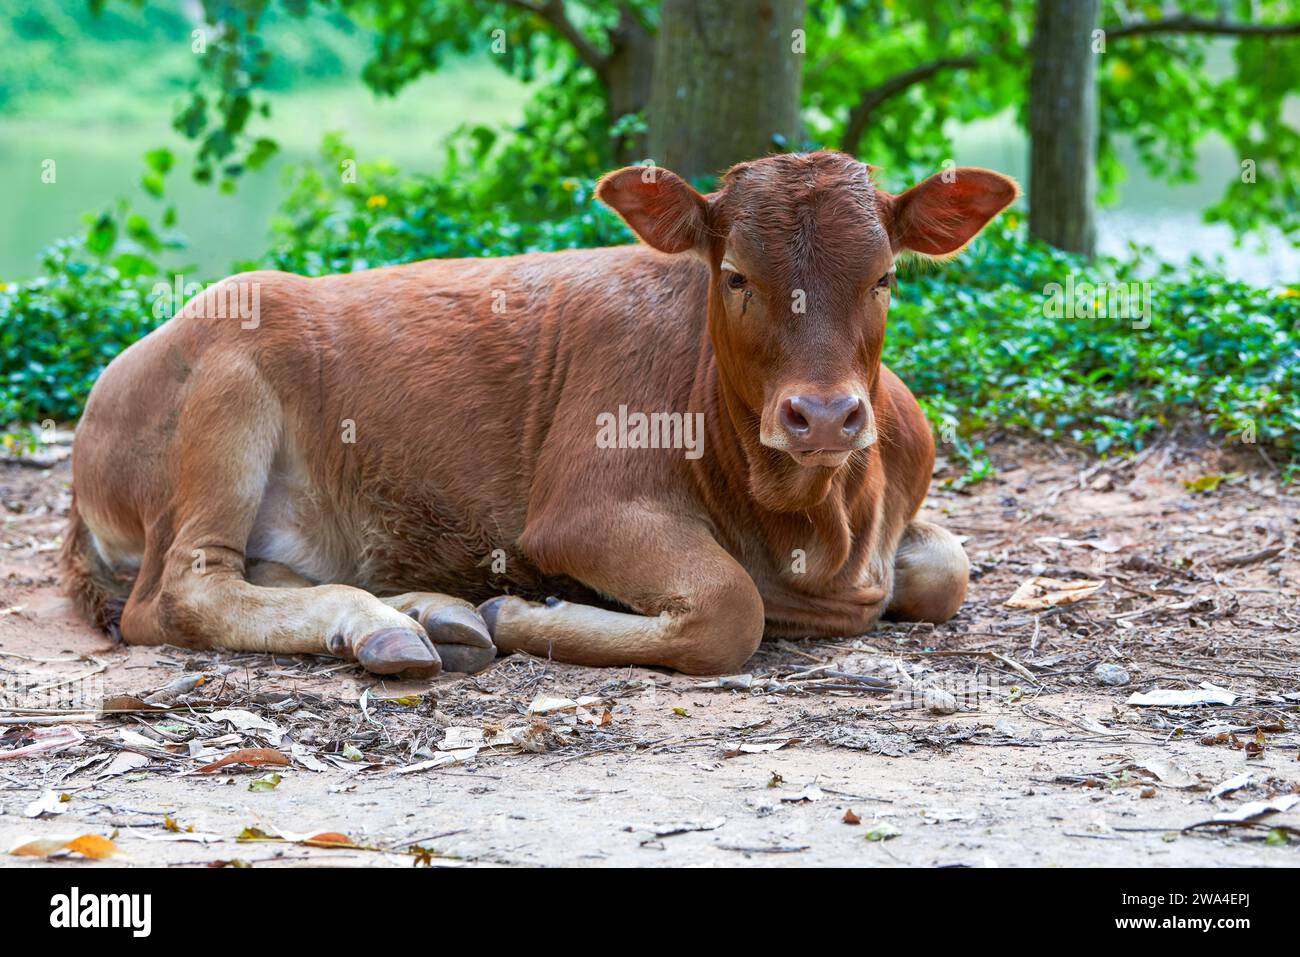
left=1094, top=663, right=1130, bottom=686
left=925, top=689, right=959, bottom=714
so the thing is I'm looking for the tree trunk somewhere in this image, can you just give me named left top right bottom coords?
left=647, top=0, right=805, bottom=180
left=1028, top=0, right=1100, bottom=256
left=605, top=7, right=656, bottom=163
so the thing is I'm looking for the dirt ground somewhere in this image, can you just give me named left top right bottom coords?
left=1, top=436, right=1297, bottom=868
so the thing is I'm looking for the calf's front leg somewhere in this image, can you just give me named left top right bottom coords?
left=380, top=593, right=497, bottom=673
left=478, top=513, right=764, bottom=675
left=247, top=563, right=497, bottom=672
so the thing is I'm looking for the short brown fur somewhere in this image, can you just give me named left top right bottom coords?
left=64, top=151, right=1016, bottom=676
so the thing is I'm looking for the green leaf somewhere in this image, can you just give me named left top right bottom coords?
left=125, top=213, right=161, bottom=252
left=864, top=822, right=901, bottom=842
left=1182, top=474, right=1229, bottom=494
left=85, top=211, right=117, bottom=258
left=111, top=253, right=157, bottom=279
left=246, top=138, right=279, bottom=171
left=249, top=773, right=282, bottom=792
left=144, top=148, right=175, bottom=176
left=141, top=172, right=166, bottom=198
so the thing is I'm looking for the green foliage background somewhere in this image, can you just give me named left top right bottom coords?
left=1, top=0, right=1297, bottom=481
left=3, top=137, right=1296, bottom=480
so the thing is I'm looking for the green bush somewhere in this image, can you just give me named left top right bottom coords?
left=888, top=215, right=1299, bottom=480
left=260, top=131, right=631, bottom=275
left=2, top=139, right=1296, bottom=483
left=0, top=236, right=161, bottom=425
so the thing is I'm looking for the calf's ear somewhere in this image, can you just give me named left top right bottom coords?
left=597, top=166, right=709, bottom=254
left=880, top=168, right=1019, bottom=257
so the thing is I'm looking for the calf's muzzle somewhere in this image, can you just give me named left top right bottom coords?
left=777, top=394, right=870, bottom=452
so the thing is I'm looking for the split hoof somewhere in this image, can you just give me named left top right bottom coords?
left=420, top=604, right=497, bottom=673
left=357, top=627, right=441, bottom=679
left=476, top=596, right=509, bottom=640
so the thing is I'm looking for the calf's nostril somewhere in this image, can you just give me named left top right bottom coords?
left=841, top=398, right=866, bottom=435
left=780, top=398, right=811, bottom=434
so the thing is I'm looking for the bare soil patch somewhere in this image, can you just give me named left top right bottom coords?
left=1, top=438, right=1297, bottom=867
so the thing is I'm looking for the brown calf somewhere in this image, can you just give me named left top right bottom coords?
left=62, top=151, right=1017, bottom=677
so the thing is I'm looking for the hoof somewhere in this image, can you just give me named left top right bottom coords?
left=476, top=596, right=509, bottom=640
left=357, top=628, right=441, bottom=679
left=436, top=643, right=497, bottom=673
left=421, top=604, right=497, bottom=674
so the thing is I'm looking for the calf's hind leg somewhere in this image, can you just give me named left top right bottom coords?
left=118, top=358, right=440, bottom=678
left=884, top=520, right=969, bottom=623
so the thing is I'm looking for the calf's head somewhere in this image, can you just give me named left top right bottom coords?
left=598, top=151, right=1017, bottom=474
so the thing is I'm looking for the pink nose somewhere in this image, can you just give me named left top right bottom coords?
left=778, top=395, right=867, bottom=450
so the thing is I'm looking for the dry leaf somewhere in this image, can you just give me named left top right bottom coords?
left=1035, top=536, right=1132, bottom=553
left=1211, top=794, right=1299, bottom=823
left=724, top=738, right=799, bottom=757
left=207, top=709, right=284, bottom=743
left=10, top=838, right=68, bottom=858
left=526, top=695, right=604, bottom=715
left=100, top=695, right=162, bottom=712
left=291, top=744, right=330, bottom=772
left=1126, top=683, right=1237, bottom=707
left=10, top=834, right=119, bottom=860
left=842, top=808, right=861, bottom=825
left=640, top=818, right=727, bottom=838
left=0, top=725, right=84, bottom=760
left=24, top=790, right=71, bottom=818
left=65, top=835, right=119, bottom=859
left=394, top=746, right=480, bottom=774
left=198, top=747, right=290, bottom=773
left=1209, top=772, right=1253, bottom=800
left=779, top=784, right=825, bottom=803
left=1135, top=758, right=1199, bottom=789
left=1005, top=576, right=1105, bottom=609
left=97, top=750, right=150, bottom=779
left=239, top=820, right=361, bottom=849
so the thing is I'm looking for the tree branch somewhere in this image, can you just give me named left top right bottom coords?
left=499, top=0, right=612, bottom=79
left=841, top=56, right=979, bottom=156
left=1106, top=15, right=1300, bottom=40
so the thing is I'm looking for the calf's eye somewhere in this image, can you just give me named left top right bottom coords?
left=875, top=270, right=897, bottom=292
left=727, top=271, right=748, bottom=290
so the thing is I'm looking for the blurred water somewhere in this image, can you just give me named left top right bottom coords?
left=950, top=111, right=1299, bottom=286
left=0, top=65, right=530, bottom=281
